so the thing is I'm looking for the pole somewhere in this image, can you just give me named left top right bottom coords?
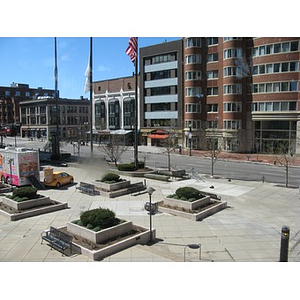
left=279, top=225, right=290, bottom=262
left=149, top=193, right=152, bottom=242
left=54, top=37, right=60, bottom=158
left=89, top=37, right=93, bottom=156
left=134, top=38, right=139, bottom=169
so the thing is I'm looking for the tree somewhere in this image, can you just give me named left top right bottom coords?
left=273, top=141, right=295, bottom=187
left=161, top=128, right=178, bottom=171
left=205, top=136, right=222, bottom=177
left=98, top=134, right=129, bottom=166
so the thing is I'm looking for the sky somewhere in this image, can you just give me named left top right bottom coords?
left=0, top=37, right=180, bottom=99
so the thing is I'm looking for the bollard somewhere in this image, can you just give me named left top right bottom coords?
left=279, top=225, right=290, bottom=262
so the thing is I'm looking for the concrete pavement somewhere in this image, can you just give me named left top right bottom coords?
left=1, top=155, right=300, bottom=263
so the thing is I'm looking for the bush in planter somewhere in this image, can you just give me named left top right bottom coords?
left=12, top=186, right=38, bottom=200
left=100, top=173, right=120, bottom=183
left=80, top=207, right=120, bottom=230
left=117, top=161, right=145, bottom=171
left=175, top=187, right=201, bottom=201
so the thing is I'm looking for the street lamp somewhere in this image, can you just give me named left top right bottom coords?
left=146, top=186, right=155, bottom=243
left=188, top=125, right=192, bottom=156
left=183, top=243, right=201, bottom=262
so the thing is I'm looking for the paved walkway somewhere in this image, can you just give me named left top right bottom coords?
left=1, top=157, right=300, bottom=263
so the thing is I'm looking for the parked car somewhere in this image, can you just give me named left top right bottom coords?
left=44, top=171, right=74, bottom=188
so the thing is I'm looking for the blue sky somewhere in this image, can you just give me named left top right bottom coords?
left=0, top=37, right=180, bottom=99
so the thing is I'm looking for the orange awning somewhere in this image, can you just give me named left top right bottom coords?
left=148, top=134, right=168, bottom=139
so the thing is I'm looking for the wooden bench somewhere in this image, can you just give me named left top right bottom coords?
left=41, top=226, right=73, bottom=255
left=75, top=182, right=98, bottom=195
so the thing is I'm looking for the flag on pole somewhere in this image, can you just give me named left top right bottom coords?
left=84, top=57, right=90, bottom=94
left=125, top=37, right=138, bottom=65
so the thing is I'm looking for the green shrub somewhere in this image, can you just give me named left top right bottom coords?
left=93, top=226, right=101, bottom=232
left=12, top=186, right=38, bottom=200
left=100, top=173, right=120, bottom=183
left=175, top=187, right=200, bottom=200
left=80, top=207, right=120, bottom=230
left=117, top=161, right=145, bottom=171
left=117, top=163, right=136, bottom=171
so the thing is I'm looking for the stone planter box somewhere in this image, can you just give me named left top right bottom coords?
left=62, top=224, right=154, bottom=261
left=163, top=195, right=211, bottom=211
left=94, top=180, right=130, bottom=192
left=2, top=195, right=51, bottom=210
left=67, top=220, right=134, bottom=244
left=158, top=200, right=227, bottom=221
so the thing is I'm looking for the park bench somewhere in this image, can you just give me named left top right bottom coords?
left=157, top=169, right=190, bottom=180
left=75, top=182, right=99, bottom=195
left=41, top=226, right=73, bottom=255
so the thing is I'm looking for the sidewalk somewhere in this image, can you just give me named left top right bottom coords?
left=1, top=160, right=300, bottom=262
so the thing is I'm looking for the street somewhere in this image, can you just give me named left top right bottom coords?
left=2, top=136, right=300, bottom=187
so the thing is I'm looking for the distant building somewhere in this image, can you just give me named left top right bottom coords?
left=93, top=75, right=139, bottom=144
left=0, top=82, right=55, bottom=126
left=19, top=97, right=90, bottom=141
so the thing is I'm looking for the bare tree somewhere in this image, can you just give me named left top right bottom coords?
left=161, top=128, right=178, bottom=171
left=273, top=142, right=295, bottom=187
left=205, top=135, right=222, bottom=177
left=98, top=134, right=129, bottom=166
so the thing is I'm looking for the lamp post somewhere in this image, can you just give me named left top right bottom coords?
left=188, top=125, right=192, bottom=156
left=146, top=186, right=155, bottom=243
left=183, top=243, right=201, bottom=262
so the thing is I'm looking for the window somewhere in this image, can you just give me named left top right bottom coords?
left=207, top=53, right=218, bottom=62
left=259, top=46, right=265, bottom=56
left=274, top=43, right=281, bottom=53
left=291, top=41, right=299, bottom=51
left=207, top=87, right=218, bottom=96
left=185, top=38, right=201, bottom=48
left=206, top=37, right=218, bottom=46
left=223, top=120, right=241, bottom=130
left=185, top=103, right=201, bottom=113
left=224, top=48, right=242, bottom=59
left=185, top=71, right=201, bottom=80
left=266, top=64, right=273, bottom=73
left=185, top=54, right=201, bottom=64
left=266, top=44, right=273, bottom=54
left=252, top=101, right=297, bottom=111
left=223, top=84, right=242, bottom=94
left=282, top=42, right=290, bottom=52
left=224, top=66, right=241, bottom=77
left=224, top=102, right=241, bottom=112
left=5, top=90, right=10, bottom=96
left=186, top=87, right=202, bottom=97
left=207, top=104, right=218, bottom=112
left=207, top=70, right=218, bottom=79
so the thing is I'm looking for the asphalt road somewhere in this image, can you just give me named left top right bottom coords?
left=3, top=136, right=300, bottom=187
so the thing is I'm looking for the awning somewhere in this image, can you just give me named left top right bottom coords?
left=148, top=134, right=168, bottom=139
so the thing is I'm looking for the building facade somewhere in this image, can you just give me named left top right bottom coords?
left=0, top=83, right=55, bottom=127
left=92, top=76, right=139, bottom=144
left=139, top=40, right=184, bottom=146
left=19, top=97, right=90, bottom=141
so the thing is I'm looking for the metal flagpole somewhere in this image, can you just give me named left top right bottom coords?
left=89, top=37, right=93, bottom=156
left=134, top=38, right=138, bottom=169
left=54, top=37, right=60, bottom=158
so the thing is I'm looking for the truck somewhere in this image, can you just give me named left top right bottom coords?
left=0, top=147, right=40, bottom=186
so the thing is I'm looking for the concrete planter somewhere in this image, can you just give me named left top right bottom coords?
left=94, top=180, right=130, bottom=192
left=158, top=196, right=227, bottom=221
left=2, top=195, right=51, bottom=210
left=67, top=220, right=133, bottom=244
left=65, top=221, right=155, bottom=261
left=163, top=195, right=211, bottom=211
left=159, top=201, right=227, bottom=221
left=63, top=224, right=154, bottom=261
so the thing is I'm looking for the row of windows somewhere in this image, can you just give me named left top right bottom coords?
left=185, top=103, right=201, bottom=113
left=252, top=101, right=297, bottom=112
left=3, top=91, right=51, bottom=97
left=252, top=61, right=299, bottom=75
left=144, top=53, right=177, bottom=65
left=185, top=37, right=242, bottom=49
left=252, top=81, right=298, bottom=93
left=252, top=41, right=299, bottom=57
left=223, top=48, right=242, bottom=59
left=185, top=119, right=241, bottom=130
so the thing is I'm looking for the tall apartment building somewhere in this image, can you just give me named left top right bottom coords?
left=183, top=37, right=300, bottom=154
left=139, top=40, right=183, bottom=146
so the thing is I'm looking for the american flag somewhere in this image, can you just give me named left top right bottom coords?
left=125, top=37, right=138, bottom=65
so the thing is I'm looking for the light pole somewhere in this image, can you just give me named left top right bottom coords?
left=188, top=125, right=192, bottom=156
left=146, top=186, right=155, bottom=243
